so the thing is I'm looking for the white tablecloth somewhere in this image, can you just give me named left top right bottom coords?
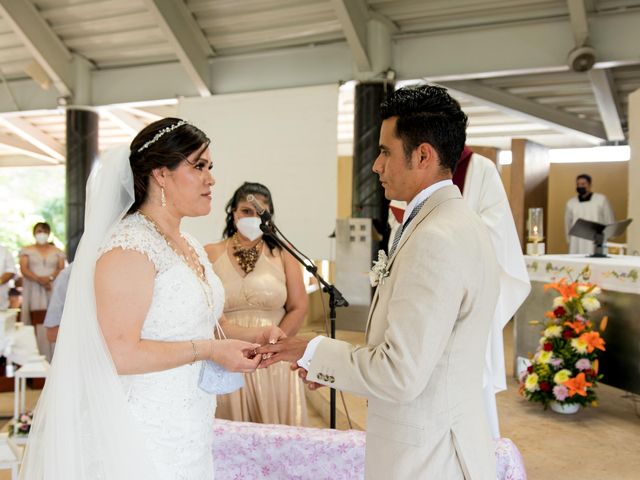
left=525, top=254, right=640, bottom=294
left=211, top=420, right=526, bottom=479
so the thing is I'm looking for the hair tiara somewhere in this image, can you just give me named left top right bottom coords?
left=137, top=120, right=190, bottom=153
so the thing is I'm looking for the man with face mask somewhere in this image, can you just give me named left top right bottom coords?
left=565, top=174, right=615, bottom=254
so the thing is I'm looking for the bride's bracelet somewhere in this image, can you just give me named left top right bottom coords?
left=190, top=340, right=198, bottom=365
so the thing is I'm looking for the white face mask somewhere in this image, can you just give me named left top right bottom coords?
left=35, top=233, right=49, bottom=245
left=236, top=217, right=263, bottom=242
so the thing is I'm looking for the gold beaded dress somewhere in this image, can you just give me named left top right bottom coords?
left=212, top=244, right=308, bottom=426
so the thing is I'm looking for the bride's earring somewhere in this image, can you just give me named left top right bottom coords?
left=161, top=187, right=166, bottom=207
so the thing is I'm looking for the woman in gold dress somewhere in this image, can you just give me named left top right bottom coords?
left=205, top=182, right=309, bottom=425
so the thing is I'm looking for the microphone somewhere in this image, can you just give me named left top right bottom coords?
left=246, top=194, right=272, bottom=223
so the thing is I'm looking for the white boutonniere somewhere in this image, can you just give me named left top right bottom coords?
left=369, top=250, right=390, bottom=287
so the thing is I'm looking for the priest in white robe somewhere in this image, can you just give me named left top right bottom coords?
left=453, top=147, right=530, bottom=438
left=565, top=173, right=615, bottom=254
left=386, top=147, right=531, bottom=438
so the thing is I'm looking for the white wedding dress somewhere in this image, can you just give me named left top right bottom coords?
left=99, top=212, right=225, bottom=479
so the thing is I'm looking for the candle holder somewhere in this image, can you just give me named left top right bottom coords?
left=526, top=207, right=545, bottom=255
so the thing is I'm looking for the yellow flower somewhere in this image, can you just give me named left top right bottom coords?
left=571, top=337, right=589, bottom=354
left=581, top=296, right=601, bottom=312
left=552, top=296, right=565, bottom=309
left=554, top=369, right=571, bottom=384
left=525, top=373, right=539, bottom=392
left=536, top=351, right=552, bottom=364
left=544, top=325, right=562, bottom=338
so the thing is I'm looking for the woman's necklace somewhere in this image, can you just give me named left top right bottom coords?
left=231, top=232, right=263, bottom=274
left=138, top=210, right=213, bottom=309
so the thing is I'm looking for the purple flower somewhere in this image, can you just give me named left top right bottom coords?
left=553, top=385, right=569, bottom=401
left=576, top=314, right=586, bottom=323
left=550, top=358, right=564, bottom=368
left=575, top=358, right=591, bottom=370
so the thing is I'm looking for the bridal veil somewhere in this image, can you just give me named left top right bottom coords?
left=20, top=146, right=157, bottom=479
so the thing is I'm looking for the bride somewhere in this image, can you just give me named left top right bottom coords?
left=20, top=118, right=283, bottom=479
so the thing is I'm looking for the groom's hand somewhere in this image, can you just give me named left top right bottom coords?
left=290, top=364, right=324, bottom=390
left=256, top=336, right=309, bottom=368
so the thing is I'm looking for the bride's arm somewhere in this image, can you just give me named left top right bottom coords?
left=96, top=249, right=261, bottom=375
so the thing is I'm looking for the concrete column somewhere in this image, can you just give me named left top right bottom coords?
left=352, top=81, right=394, bottom=251
left=65, top=55, right=98, bottom=261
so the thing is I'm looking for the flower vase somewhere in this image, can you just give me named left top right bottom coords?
left=550, top=401, right=580, bottom=414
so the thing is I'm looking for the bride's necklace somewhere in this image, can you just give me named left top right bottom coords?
left=138, top=210, right=213, bottom=309
left=231, top=232, right=263, bottom=274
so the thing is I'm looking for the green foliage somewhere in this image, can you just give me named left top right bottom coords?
left=0, top=166, right=66, bottom=259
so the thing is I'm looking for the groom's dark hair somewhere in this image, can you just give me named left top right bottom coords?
left=380, top=85, right=468, bottom=173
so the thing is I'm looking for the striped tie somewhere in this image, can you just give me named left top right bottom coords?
left=389, top=198, right=427, bottom=256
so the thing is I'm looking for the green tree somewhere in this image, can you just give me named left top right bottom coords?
left=0, top=166, right=65, bottom=259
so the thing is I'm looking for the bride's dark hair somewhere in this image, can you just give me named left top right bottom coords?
left=127, top=117, right=210, bottom=213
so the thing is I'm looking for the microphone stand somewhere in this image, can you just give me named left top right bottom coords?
left=259, top=220, right=348, bottom=429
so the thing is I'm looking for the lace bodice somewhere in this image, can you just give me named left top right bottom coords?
left=99, top=212, right=225, bottom=339
left=98, top=212, right=223, bottom=479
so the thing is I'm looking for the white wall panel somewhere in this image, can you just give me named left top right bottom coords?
left=179, top=84, right=338, bottom=260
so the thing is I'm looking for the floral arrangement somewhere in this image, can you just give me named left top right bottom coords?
left=520, top=277, right=607, bottom=409
left=9, top=411, right=33, bottom=436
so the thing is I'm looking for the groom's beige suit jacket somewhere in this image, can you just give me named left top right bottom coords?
left=307, top=185, right=500, bottom=479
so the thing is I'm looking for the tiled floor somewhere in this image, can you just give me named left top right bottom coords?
left=1, top=322, right=639, bottom=479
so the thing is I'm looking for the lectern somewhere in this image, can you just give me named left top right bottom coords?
left=569, top=218, right=633, bottom=257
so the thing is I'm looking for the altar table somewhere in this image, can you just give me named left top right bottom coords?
left=211, top=420, right=526, bottom=479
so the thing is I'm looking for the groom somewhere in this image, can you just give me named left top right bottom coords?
left=259, top=85, right=500, bottom=479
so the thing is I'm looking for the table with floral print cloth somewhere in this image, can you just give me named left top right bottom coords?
left=211, top=419, right=527, bottom=479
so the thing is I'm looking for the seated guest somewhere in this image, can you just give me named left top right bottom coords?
left=205, top=182, right=309, bottom=426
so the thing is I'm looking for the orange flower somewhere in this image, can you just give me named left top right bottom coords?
left=592, top=359, right=599, bottom=375
left=544, top=311, right=556, bottom=319
left=579, top=331, right=606, bottom=353
left=599, top=316, right=608, bottom=332
left=563, top=372, right=593, bottom=397
left=564, top=320, right=586, bottom=334
left=544, top=279, right=578, bottom=300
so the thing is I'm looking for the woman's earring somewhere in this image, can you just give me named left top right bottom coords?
left=161, top=187, right=166, bottom=207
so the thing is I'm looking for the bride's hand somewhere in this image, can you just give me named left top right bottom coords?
left=255, top=326, right=286, bottom=346
left=211, top=339, right=261, bottom=373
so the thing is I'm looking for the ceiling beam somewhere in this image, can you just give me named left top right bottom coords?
left=438, top=80, right=606, bottom=144
left=331, top=0, right=371, bottom=72
left=0, top=0, right=73, bottom=97
left=101, top=108, right=147, bottom=136
left=142, top=0, right=214, bottom=97
left=0, top=9, right=640, bottom=111
left=0, top=116, right=64, bottom=161
left=567, top=0, right=589, bottom=46
left=0, top=132, right=59, bottom=163
left=587, top=68, right=625, bottom=141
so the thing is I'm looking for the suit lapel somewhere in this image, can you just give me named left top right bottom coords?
left=365, top=185, right=462, bottom=337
